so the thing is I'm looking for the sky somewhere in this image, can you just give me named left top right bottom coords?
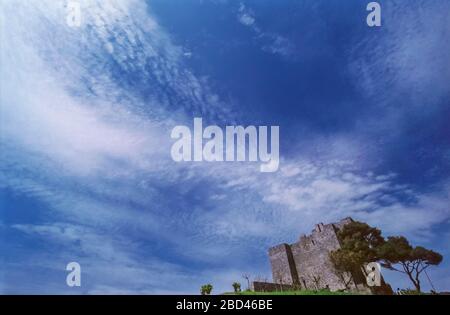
left=0, top=0, right=449, bottom=294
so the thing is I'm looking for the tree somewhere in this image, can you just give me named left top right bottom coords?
left=330, top=221, right=443, bottom=293
left=201, top=284, right=213, bottom=295
left=330, top=251, right=356, bottom=290
left=378, top=236, right=443, bottom=292
left=337, top=221, right=385, bottom=262
left=330, top=220, right=385, bottom=288
left=331, top=247, right=369, bottom=275
left=232, top=282, right=241, bottom=293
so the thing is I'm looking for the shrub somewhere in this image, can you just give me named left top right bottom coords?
left=232, top=282, right=241, bottom=293
left=201, top=284, right=213, bottom=295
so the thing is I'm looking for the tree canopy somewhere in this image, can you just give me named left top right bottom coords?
left=330, top=221, right=443, bottom=292
left=378, top=236, right=443, bottom=292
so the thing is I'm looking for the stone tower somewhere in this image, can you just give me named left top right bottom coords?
left=268, top=217, right=370, bottom=291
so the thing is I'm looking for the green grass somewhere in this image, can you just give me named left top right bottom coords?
left=224, top=290, right=356, bottom=295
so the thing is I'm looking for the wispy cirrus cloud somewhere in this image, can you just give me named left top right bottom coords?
left=1, top=0, right=449, bottom=294
left=348, top=0, right=450, bottom=138
left=237, top=3, right=295, bottom=59
left=7, top=222, right=214, bottom=294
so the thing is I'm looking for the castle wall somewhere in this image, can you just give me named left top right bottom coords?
left=267, top=218, right=392, bottom=294
left=269, top=218, right=364, bottom=292
left=268, top=243, right=299, bottom=285
left=291, top=222, right=353, bottom=291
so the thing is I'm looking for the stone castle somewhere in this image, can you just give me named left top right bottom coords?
left=253, top=217, right=392, bottom=293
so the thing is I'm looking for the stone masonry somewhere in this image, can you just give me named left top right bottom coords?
left=268, top=217, right=372, bottom=292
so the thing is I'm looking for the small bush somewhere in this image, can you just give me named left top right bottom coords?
left=201, top=284, right=213, bottom=295
left=232, top=282, right=241, bottom=293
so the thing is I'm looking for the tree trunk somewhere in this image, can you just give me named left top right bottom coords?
left=414, top=281, right=421, bottom=293
left=406, top=270, right=421, bottom=292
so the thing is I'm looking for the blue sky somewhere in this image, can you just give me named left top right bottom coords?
left=0, top=0, right=449, bottom=294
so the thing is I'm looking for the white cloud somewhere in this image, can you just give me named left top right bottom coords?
left=188, top=157, right=450, bottom=245
left=237, top=3, right=294, bottom=58
left=238, top=3, right=255, bottom=26
left=1, top=0, right=449, bottom=293
left=239, top=14, right=255, bottom=26
left=349, top=0, right=450, bottom=110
